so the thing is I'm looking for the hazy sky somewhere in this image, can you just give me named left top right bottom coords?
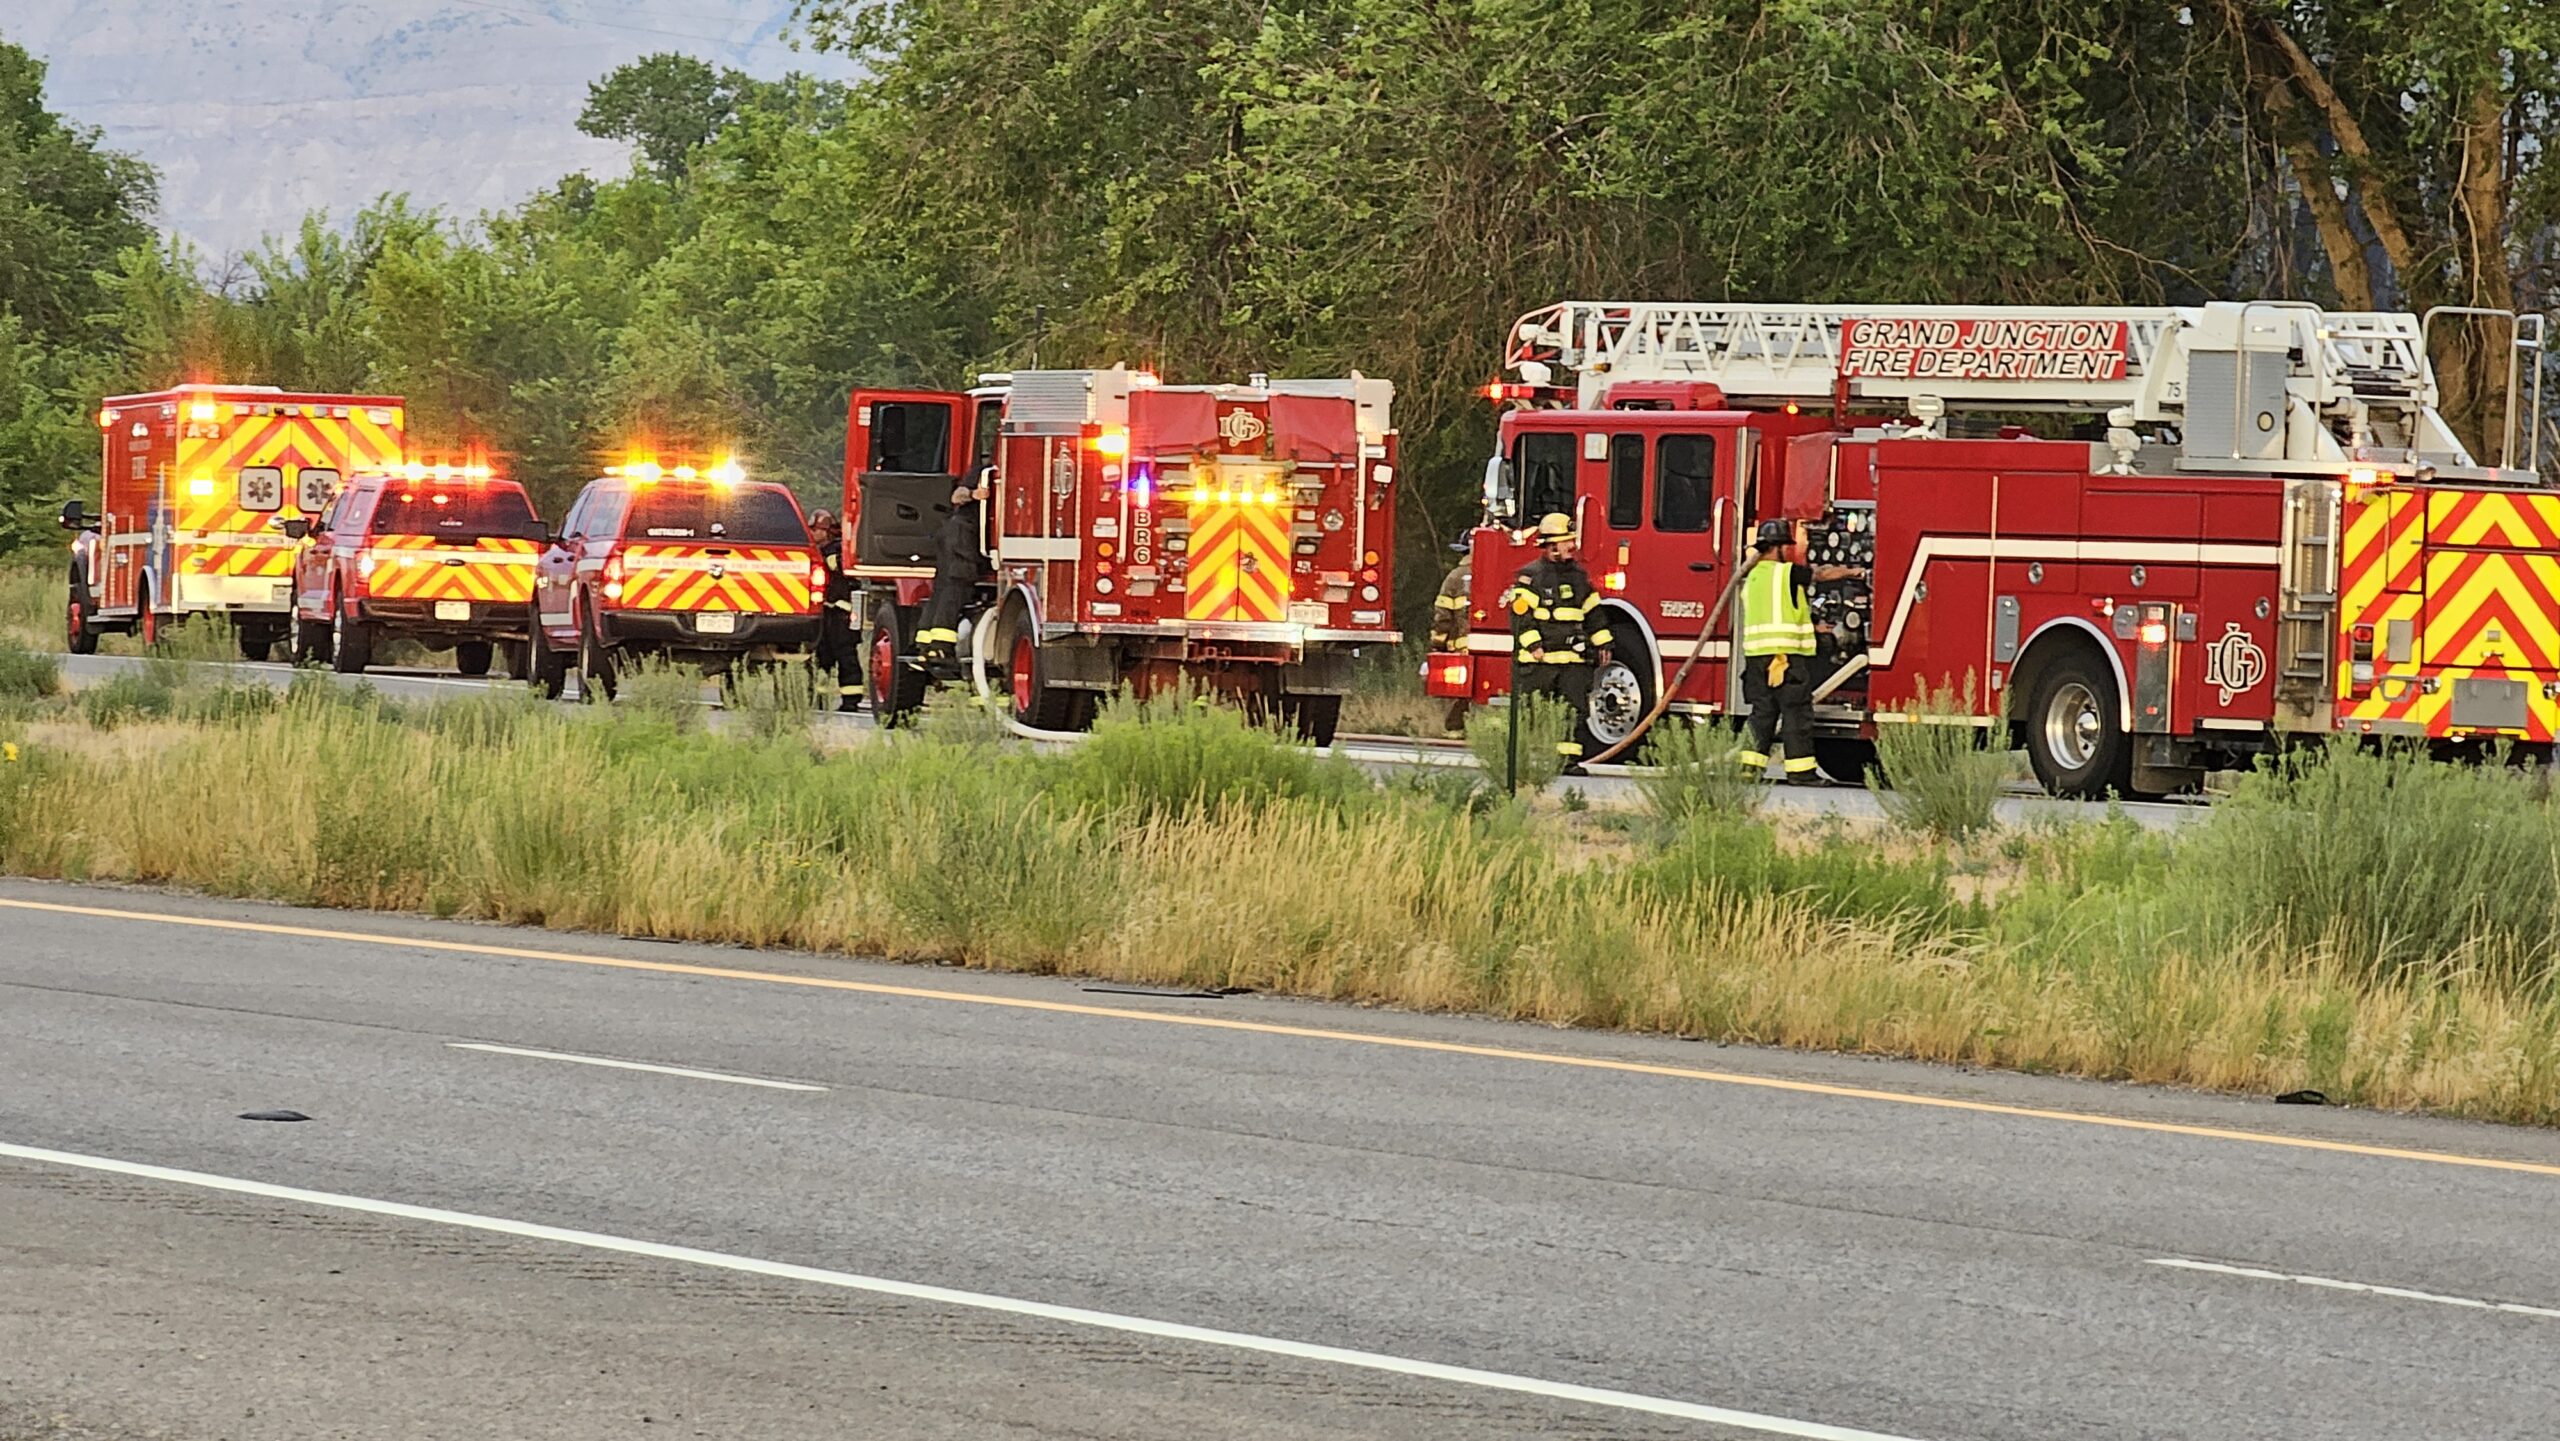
left=9, top=0, right=850, bottom=255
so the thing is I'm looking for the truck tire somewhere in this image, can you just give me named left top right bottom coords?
left=1006, top=624, right=1089, bottom=732
left=138, top=588, right=161, bottom=650
left=1814, top=738, right=1876, bottom=786
left=576, top=600, right=617, bottom=702
left=290, top=607, right=332, bottom=666
left=1584, top=631, right=1657, bottom=761
left=867, top=602, right=927, bottom=725
left=331, top=599, right=374, bottom=675
left=237, top=622, right=278, bottom=663
left=454, top=640, right=494, bottom=677
left=65, top=575, right=98, bottom=656
left=1283, top=693, right=1344, bottom=746
left=526, top=609, right=567, bottom=699
left=2023, top=650, right=2130, bottom=799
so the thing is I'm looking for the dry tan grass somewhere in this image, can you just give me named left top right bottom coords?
left=6, top=693, right=2560, bottom=1124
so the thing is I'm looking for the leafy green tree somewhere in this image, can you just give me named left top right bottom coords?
left=578, top=52, right=756, bottom=182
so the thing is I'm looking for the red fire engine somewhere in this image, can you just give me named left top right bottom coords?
left=841, top=367, right=1398, bottom=742
left=1430, top=301, right=2553, bottom=795
left=63, top=384, right=406, bottom=657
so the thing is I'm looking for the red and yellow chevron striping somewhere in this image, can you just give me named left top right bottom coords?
left=362, top=536, right=539, bottom=605
left=169, top=408, right=406, bottom=577
left=2337, top=486, right=2560, bottom=742
left=1182, top=501, right=1290, bottom=624
left=613, top=545, right=814, bottom=615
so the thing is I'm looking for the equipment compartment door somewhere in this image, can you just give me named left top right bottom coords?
left=1183, top=482, right=1291, bottom=625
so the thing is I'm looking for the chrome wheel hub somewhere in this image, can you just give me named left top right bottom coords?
left=1588, top=661, right=1646, bottom=747
left=2043, top=680, right=2103, bottom=770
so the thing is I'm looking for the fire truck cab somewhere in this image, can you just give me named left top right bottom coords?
left=285, top=463, right=544, bottom=676
left=529, top=461, right=823, bottom=699
left=67, top=385, right=405, bottom=658
left=1440, top=301, right=2553, bottom=796
left=842, top=367, right=1399, bottom=742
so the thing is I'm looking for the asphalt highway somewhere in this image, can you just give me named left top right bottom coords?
left=47, top=653, right=2208, bottom=829
left=6, top=880, right=2559, bottom=1439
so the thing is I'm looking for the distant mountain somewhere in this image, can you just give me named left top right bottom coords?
left=9, top=0, right=850, bottom=255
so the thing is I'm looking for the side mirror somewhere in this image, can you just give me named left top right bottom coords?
left=58, top=499, right=90, bottom=531
left=281, top=518, right=311, bottom=541
left=547, top=528, right=567, bottom=547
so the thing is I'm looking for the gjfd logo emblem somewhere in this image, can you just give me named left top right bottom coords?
left=1218, top=407, right=1268, bottom=448
left=2202, top=622, right=2267, bottom=705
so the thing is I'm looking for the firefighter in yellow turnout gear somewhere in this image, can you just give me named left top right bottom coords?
left=1428, top=558, right=1472, bottom=734
left=1739, top=518, right=1849, bottom=783
left=1508, top=513, right=1612, bottom=776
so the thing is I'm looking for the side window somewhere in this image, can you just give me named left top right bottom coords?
left=868, top=401, right=956, bottom=474
left=337, top=489, right=376, bottom=534
left=1511, top=431, right=1576, bottom=525
left=238, top=465, right=284, bottom=512
left=586, top=488, right=628, bottom=539
left=1654, top=434, right=1716, bottom=533
left=316, top=495, right=342, bottom=533
left=968, top=398, right=1004, bottom=481
left=559, top=490, right=592, bottom=540
left=1606, top=434, right=1644, bottom=530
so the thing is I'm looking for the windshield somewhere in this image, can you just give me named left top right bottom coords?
left=625, top=484, right=808, bottom=545
left=366, top=484, right=542, bottom=540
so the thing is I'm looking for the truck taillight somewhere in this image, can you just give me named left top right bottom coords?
left=2350, top=623, right=2376, bottom=691
left=602, top=554, right=624, bottom=604
left=2137, top=621, right=2168, bottom=645
left=1441, top=662, right=1470, bottom=687
left=808, top=562, right=826, bottom=592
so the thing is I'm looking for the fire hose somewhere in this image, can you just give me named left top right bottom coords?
left=1578, top=552, right=1767, bottom=768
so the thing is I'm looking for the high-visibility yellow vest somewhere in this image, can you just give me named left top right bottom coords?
left=1740, top=558, right=1814, bottom=656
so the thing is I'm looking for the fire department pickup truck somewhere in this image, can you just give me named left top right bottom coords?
left=529, top=460, right=823, bottom=699
left=285, top=463, right=544, bottom=675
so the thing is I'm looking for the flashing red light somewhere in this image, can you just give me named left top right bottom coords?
left=1360, top=566, right=1378, bottom=583
left=1439, top=661, right=1470, bottom=687
left=1602, top=570, right=1627, bottom=592
left=2137, top=621, right=2169, bottom=645
left=808, top=562, right=827, bottom=591
left=1783, top=402, right=1801, bottom=416
left=1481, top=382, right=1539, bottom=403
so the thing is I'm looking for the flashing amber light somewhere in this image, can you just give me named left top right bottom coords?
left=1092, top=428, right=1130, bottom=458
left=1096, top=541, right=1115, bottom=559
left=2346, top=464, right=2386, bottom=487
left=1481, top=382, right=1538, bottom=402
left=672, top=464, right=699, bottom=480
left=1439, top=661, right=1470, bottom=687
left=707, top=458, right=745, bottom=486
left=430, top=493, right=452, bottom=507
left=96, top=408, right=115, bottom=429
left=404, top=461, right=427, bottom=482
left=188, top=402, right=218, bottom=421
left=1362, top=550, right=1380, bottom=566
left=1602, top=570, right=1628, bottom=592
left=627, top=460, right=664, bottom=483
left=187, top=477, right=214, bottom=497
left=2138, top=621, right=2170, bottom=645
left=1260, top=489, right=1281, bottom=506
left=1188, top=484, right=1209, bottom=506
left=1783, top=401, right=1802, bottom=416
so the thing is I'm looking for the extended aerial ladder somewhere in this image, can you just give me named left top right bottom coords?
left=1501, top=300, right=2546, bottom=480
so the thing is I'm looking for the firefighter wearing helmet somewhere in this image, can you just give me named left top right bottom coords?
left=1739, top=518, right=1853, bottom=782
left=1507, top=512, right=1610, bottom=775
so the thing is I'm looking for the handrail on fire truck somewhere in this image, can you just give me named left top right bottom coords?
left=1504, top=300, right=2545, bottom=476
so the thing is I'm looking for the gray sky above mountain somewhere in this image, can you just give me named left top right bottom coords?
left=9, top=1, right=849, bottom=257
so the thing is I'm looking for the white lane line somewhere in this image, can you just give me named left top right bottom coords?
left=2148, top=1258, right=2560, bottom=1320
left=445, top=1042, right=828, bottom=1092
left=0, top=1141, right=1923, bottom=1441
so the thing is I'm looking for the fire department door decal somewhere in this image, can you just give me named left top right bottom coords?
left=1185, top=496, right=1289, bottom=624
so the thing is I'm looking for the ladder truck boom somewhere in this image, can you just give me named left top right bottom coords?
left=1503, top=300, right=2545, bottom=478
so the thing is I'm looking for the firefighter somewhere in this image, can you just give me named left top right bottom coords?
left=1507, top=512, right=1611, bottom=775
left=1428, top=556, right=1472, bottom=734
left=915, top=476, right=988, bottom=660
left=1738, top=518, right=1853, bottom=782
left=808, top=509, right=859, bottom=711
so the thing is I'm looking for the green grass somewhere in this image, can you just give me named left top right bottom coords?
left=9, top=672, right=2560, bottom=1123
left=1874, top=674, right=2012, bottom=841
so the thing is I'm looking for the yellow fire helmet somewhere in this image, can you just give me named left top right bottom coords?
left=1533, top=512, right=1576, bottom=543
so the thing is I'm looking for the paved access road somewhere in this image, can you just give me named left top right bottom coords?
left=5, top=880, right=2558, bottom=1439
left=47, top=652, right=2209, bottom=830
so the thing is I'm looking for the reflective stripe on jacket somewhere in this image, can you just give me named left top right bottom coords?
left=1739, top=556, right=1814, bottom=656
left=1507, top=557, right=1612, bottom=663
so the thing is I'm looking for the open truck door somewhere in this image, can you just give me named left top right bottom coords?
left=844, top=389, right=970, bottom=575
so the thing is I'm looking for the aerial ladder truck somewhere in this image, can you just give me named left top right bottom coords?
left=1430, top=299, right=2551, bottom=795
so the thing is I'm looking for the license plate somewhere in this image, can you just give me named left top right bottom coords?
left=1288, top=602, right=1329, bottom=626
left=434, top=601, right=471, bottom=621
left=696, top=611, right=737, bottom=635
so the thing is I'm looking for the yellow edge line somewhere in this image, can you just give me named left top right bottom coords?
left=7, top=895, right=2558, bottom=1182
